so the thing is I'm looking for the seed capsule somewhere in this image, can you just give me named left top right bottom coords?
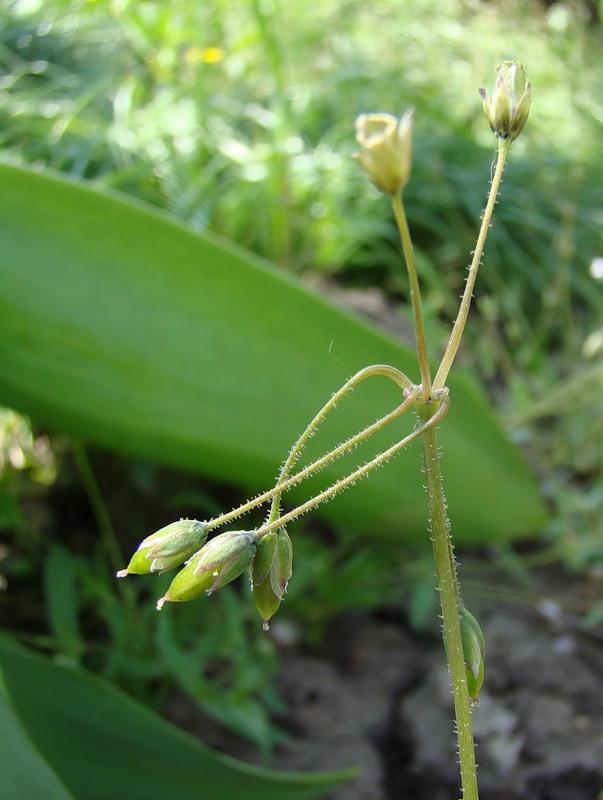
left=116, top=519, right=209, bottom=577
left=157, top=530, right=257, bottom=608
left=251, top=528, right=293, bottom=628
left=459, top=606, right=485, bottom=706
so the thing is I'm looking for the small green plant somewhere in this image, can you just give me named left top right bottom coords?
left=119, top=61, right=532, bottom=800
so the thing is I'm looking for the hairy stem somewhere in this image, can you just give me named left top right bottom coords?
left=203, top=366, right=412, bottom=534
left=274, top=364, right=411, bottom=478
left=433, top=139, right=511, bottom=392
left=419, top=400, right=478, bottom=800
left=266, top=363, right=411, bottom=524
left=259, top=395, right=449, bottom=537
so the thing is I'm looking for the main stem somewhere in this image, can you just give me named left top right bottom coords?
left=420, top=402, right=478, bottom=800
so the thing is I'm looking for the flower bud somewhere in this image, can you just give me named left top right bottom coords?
left=157, top=530, right=257, bottom=608
left=478, top=61, right=531, bottom=141
left=116, top=519, right=209, bottom=577
left=459, top=606, right=485, bottom=706
left=354, top=110, right=413, bottom=195
left=251, top=528, right=293, bottom=629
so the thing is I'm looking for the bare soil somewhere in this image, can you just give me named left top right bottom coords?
left=170, top=559, right=603, bottom=800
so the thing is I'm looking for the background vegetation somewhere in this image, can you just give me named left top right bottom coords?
left=1, top=0, right=602, bottom=775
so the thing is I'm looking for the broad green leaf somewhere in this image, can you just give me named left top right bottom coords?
left=0, top=635, right=355, bottom=800
left=0, top=688, right=75, bottom=800
left=0, top=163, right=546, bottom=542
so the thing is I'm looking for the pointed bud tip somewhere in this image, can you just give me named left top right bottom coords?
left=116, top=569, right=129, bottom=578
left=156, top=597, right=167, bottom=610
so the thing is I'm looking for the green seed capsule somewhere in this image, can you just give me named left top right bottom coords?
left=459, top=606, right=485, bottom=706
left=252, top=531, right=279, bottom=587
left=252, top=571, right=282, bottom=628
left=116, top=519, right=209, bottom=577
left=157, top=530, right=257, bottom=609
left=251, top=528, right=292, bottom=629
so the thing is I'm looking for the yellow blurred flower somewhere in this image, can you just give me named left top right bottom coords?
left=184, top=46, right=225, bottom=65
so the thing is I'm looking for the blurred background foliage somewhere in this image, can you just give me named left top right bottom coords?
left=1, top=0, right=603, bottom=754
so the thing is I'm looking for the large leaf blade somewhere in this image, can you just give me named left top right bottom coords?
left=0, top=163, right=547, bottom=541
left=0, top=688, right=75, bottom=800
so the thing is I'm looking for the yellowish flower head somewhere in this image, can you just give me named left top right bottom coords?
left=354, top=110, right=414, bottom=195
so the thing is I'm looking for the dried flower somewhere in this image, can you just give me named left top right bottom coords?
left=478, top=61, right=531, bottom=140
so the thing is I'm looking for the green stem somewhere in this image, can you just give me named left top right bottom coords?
left=71, top=441, right=134, bottom=607
left=391, top=193, right=432, bottom=399
left=419, top=401, right=478, bottom=800
left=433, top=139, right=510, bottom=392
left=266, top=364, right=412, bottom=524
left=259, top=394, right=449, bottom=537
left=202, top=367, right=412, bottom=534
left=71, top=442, right=123, bottom=571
